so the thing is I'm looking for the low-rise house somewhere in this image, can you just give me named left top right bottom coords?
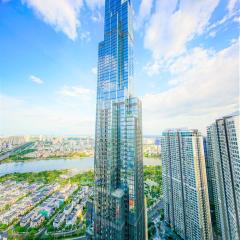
left=64, top=203, right=73, bottom=215
left=18, top=205, right=28, bottom=215
left=30, top=215, right=45, bottom=228
left=53, top=213, right=65, bottom=229
left=72, top=197, right=79, bottom=205
left=58, top=198, right=65, bottom=207
left=76, top=207, right=83, bottom=219
left=20, top=217, right=30, bottom=227
left=66, top=212, right=77, bottom=226
left=0, top=214, right=5, bottom=223
left=2, top=212, right=16, bottom=225
left=74, top=204, right=81, bottom=210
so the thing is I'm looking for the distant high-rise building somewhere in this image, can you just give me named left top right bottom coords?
left=93, top=0, right=146, bottom=239
left=206, top=114, right=240, bottom=240
left=205, top=127, right=222, bottom=238
left=161, top=129, right=213, bottom=240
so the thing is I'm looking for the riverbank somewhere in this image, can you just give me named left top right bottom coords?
left=0, top=152, right=93, bottom=164
left=0, top=169, right=94, bottom=185
left=1, top=154, right=159, bottom=164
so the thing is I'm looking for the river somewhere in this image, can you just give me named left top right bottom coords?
left=0, top=157, right=161, bottom=176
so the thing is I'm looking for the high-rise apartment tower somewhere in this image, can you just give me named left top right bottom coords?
left=206, top=114, right=240, bottom=240
left=161, top=129, right=213, bottom=240
left=93, top=0, right=146, bottom=239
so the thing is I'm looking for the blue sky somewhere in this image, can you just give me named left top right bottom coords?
left=0, top=0, right=239, bottom=136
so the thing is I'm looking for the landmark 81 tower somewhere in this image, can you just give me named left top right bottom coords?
left=93, top=0, right=146, bottom=239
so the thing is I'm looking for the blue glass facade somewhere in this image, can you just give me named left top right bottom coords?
left=93, top=0, right=146, bottom=239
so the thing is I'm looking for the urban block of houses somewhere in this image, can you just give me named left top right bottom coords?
left=53, top=213, right=65, bottom=229
left=30, top=214, right=45, bottom=228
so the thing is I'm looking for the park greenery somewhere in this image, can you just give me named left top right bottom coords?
left=0, top=223, right=7, bottom=231
left=0, top=166, right=161, bottom=207
left=144, top=165, right=162, bottom=206
left=0, top=170, right=68, bottom=184
left=61, top=152, right=92, bottom=158
left=143, top=152, right=161, bottom=158
left=1, top=150, right=92, bottom=164
left=0, top=170, right=94, bottom=188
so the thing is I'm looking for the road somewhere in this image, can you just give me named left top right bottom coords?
left=153, top=218, right=161, bottom=240
left=147, top=199, right=164, bottom=223
left=69, top=237, right=86, bottom=240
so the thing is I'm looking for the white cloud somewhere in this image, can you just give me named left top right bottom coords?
left=168, top=47, right=214, bottom=76
left=233, top=16, right=240, bottom=23
left=79, top=31, right=91, bottom=42
left=91, top=67, right=97, bottom=75
left=144, top=60, right=162, bottom=76
left=19, top=0, right=105, bottom=40
left=142, top=41, right=239, bottom=135
left=209, top=31, right=217, bottom=38
left=58, top=85, right=94, bottom=98
left=84, top=0, right=104, bottom=23
left=0, top=94, right=95, bottom=135
left=21, top=0, right=84, bottom=40
left=85, top=0, right=104, bottom=10
left=206, top=1, right=239, bottom=35
left=91, top=11, right=103, bottom=23
left=0, top=95, right=23, bottom=110
left=143, top=0, right=222, bottom=77
left=144, top=0, right=219, bottom=60
left=228, top=0, right=238, bottom=14
left=135, top=0, right=154, bottom=29
left=30, top=75, right=44, bottom=84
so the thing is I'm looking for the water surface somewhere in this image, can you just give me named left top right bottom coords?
left=0, top=157, right=161, bottom=176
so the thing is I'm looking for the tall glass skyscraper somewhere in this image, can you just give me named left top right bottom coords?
left=93, top=0, right=146, bottom=239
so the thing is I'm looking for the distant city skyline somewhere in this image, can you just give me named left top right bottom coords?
left=0, top=0, right=239, bottom=136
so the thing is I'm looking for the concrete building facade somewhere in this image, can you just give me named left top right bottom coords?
left=162, top=129, right=213, bottom=240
